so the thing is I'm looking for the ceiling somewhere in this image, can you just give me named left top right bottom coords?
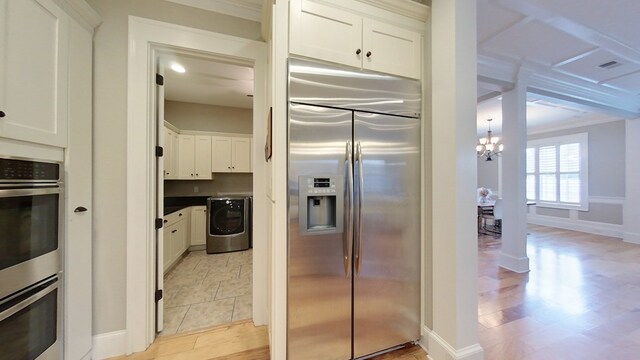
left=161, top=1, right=638, bottom=128
left=477, top=0, right=640, bottom=135
left=160, top=53, right=254, bottom=109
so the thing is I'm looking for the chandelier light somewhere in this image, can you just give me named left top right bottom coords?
left=476, top=118, right=504, bottom=161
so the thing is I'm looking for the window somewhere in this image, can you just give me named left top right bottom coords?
left=526, top=133, right=588, bottom=210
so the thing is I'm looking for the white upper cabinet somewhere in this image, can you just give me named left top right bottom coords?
left=194, top=135, right=212, bottom=178
left=232, top=137, right=252, bottom=173
left=362, top=19, right=421, bottom=79
left=163, top=127, right=178, bottom=179
left=289, top=0, right=422, bottom=79
left=0, top=0, right=69, bottom=147
left=290, top=0, right=362, bottom=69
left=178, top=134, right=212, bottom=180
left=211, top=136, right=232, bottom=172
left=212, top=136, right=252, bottom=173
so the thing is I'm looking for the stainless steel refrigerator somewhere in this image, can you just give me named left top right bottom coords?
left=288, top=58, right=422, bottom=359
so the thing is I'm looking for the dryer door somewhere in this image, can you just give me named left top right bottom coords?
left=209, top=199, right=246, bottom=236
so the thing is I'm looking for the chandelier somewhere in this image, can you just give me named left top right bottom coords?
left=476, top=118, right=503, bottom=161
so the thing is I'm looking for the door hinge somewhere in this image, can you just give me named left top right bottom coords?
left=155, top=218, right=163, bottom=229
left=155, top=289, right=163, bottom=302
left=156, top=146, right=163, bottom=157
left=156, top=74, right=164, bottom=86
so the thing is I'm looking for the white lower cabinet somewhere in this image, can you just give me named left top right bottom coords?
left=191, top=206, right=207, bottom=246
left=163, top=209, right=190, bottom=273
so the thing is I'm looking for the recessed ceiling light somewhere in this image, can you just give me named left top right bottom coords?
left=171, top=63, right=186, bottom=73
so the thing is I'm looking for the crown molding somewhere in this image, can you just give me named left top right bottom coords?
left=166, top=0, right=263, bottom=22
left=54, top=0, right=102, bottom=31
left=355, top=0, right=430, bottom=22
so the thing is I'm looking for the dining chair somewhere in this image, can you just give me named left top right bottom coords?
left=481, top=198, right=502, bottom=234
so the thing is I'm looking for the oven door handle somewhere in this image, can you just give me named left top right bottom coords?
left=0, top=279, right=59, bottom=322
left=0, top=186, right=61, bottom=197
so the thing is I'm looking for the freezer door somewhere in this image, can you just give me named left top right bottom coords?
left=288, top=103, right=353, bottom=360
left=353, top=112, right=421, bottom=358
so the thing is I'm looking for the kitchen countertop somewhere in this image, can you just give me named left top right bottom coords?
left=164, top=196, right=210, bottom=216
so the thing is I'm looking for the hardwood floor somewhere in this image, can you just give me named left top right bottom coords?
left=479, top=225, right=640, bottom=360
left=112, top=320, right=427, bottom=360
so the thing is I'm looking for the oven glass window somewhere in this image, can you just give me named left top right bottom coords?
left=0, top=194, right=59, bottom=271
left=210, top=200, right=245, bottom=235
left=0, top=288, right=57, bottom=360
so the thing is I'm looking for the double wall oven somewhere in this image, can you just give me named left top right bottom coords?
left=0, top=157, right=63, bottom=360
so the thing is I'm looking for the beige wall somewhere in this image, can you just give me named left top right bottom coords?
left=164, top=174, right=253, bottom=197
left=165, top=101, right=253, bottom=134
left=88, top=0, right=261, bottom=335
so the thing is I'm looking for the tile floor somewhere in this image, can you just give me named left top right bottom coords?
left=479, top=225, right=640, bottom=359
left=161, top=249, right=252, bottom=336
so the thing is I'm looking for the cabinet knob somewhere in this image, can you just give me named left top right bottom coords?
left=356, top=49, right=361, bottom=55
left=179, top=213, right=182, bottom=217
left=172, top=230, right=177, bottom=233
left=366, top=51, right=372, bottom=58
left=74, top=206, right=88, bottom=213
left=0, top=111, right=5, bottom=118
left=196, top=173, right=199, bottom=176
left=191, top=173, right=194, bottom=176
left=164, top=219, right=168, bottom=223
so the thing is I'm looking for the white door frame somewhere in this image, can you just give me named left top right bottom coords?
left=127, top=16, right=268, bottom=353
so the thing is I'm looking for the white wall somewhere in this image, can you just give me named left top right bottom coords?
left=88, top=0, right=261, bottom=335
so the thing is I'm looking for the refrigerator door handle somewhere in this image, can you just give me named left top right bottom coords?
left=355, top=142, right=364, bottom=275
left=345, top=141, right=354, bottom=277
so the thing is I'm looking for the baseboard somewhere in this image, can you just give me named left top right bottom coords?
left=623, top=231, right=640, bottom=244
left=527, top=214, right=623, bottom=238
left=499, top=252, right=530, bottom=273
left=424, top=327, right=483, bottom=360
left=92, top=330, right=127, bottom=360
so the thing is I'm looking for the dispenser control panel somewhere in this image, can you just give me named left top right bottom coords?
left=305, top=177, right=337, bottom=194
left=298, top=175, right=344, bottom=236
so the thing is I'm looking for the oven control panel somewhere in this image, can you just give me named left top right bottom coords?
left=0, top=158, right=60, bottom=181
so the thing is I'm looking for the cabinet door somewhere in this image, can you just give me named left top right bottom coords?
left=194, top=135, right=212, bottom=179
left=232, top=137, right=252, bottom=173
left=211, top=136, right=232, bottom=172
left=163, top=225, right=174, bottom=272
left=163, top=128, right=174, bottom=178
left=290, top=0, right=362, bottom=69
left=173, top=219, right=187, bottom=259
left=171, top=132, right=180, bottom=178
left=178, top=135, right=195, bottom=178
left=0, top=0, right=69, bottom=147
left=362, top=19, right=421, bottom=79
left=191, top=206, right=207, bottom=246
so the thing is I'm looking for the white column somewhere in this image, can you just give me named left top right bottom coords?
left=499, top=76, right=530, bottom=273
left=624, top=119, right=640, bottom=244
left=428, top=1, right=483, bottom=359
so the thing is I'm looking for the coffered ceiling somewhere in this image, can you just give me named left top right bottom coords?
left=477, top=0, right=640, bottom=119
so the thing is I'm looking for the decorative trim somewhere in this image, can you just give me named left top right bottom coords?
left=589, top=196, right=625, bottom=205
left=92, top=330, right=127, bottom=360
left=355, top=0, right=430, bottom=22
left=426, top=328, right=484, bottom=360
left=498, top=252, right=530, bottom=273
left=165, top=0, right=263, bottom=22
left=55, top=0, right=102, bottom=31
left=623, top=232, right=640, bottom=245
left=528, top=213, right=624, bottom=238
left=527, top=117, right=625, bottom=135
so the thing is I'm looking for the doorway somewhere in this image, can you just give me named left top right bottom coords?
left=156, top=52, right=257, bottom=335
left=126, top=17, right=267, bottom=352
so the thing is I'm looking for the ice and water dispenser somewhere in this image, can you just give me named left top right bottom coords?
left=298, top=175, right=344, bottom=235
